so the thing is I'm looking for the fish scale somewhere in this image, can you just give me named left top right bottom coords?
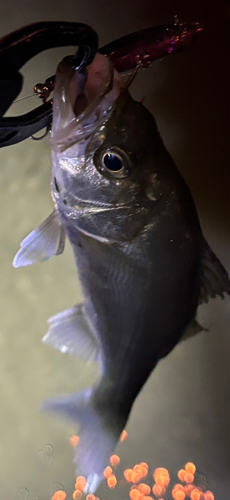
left=72, top=228, right=191, bottom=377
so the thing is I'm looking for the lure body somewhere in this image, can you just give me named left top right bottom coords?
left=100, top=22, right=202, bottom=73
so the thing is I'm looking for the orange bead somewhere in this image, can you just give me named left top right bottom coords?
left=171, top=488, right=185, bottom=500
left=185, top=462, right=196, bottom=475
left=156, top=477, right=169, bottom=487
left=204, top=492, right=214, bottom=500
left=69, top=435, right=80, bottom=447
left=190, top=489, right=202, bottom=500
left=173, top=484, right=185, bottom=491
left=104, top=466, right=113, bottom=478
left=75, top=476, right=86, bottom=490
left=132, top=471, right=142, bottom=484
left=184, top=472, right=194, bottom=484
left=124, top=469, right=134, bottom=482
left=107, top=474, right=117, bottom=488
left=155, top=474, right=170, bottom=487
left=138, top=466, right=148, bottom=478
left=133, top=467, right=142, bottom=478
left=160, top=486, right=166, bottom=495
left=74, top=482, right=86, bottom=492
left=164, top=477, right=170, bottom=487
left=138, top=484, right=151, bottom=496
left=152, top=484, right=165, bottom=497
left=110, top=454, right=120, bottom=467
left=86, top=495, right=95, bottom=500
left=74, top=483, right=81, bottom=491
left=120, top=430, right=128, bottom=441
left=153, top=467, right=170, bottom=486
left=133, top=464, right=148, bottom=479
left=142, top=497, right=152, bottom=500
left=73, top=491, right=82, bottom=500
left=52, top=492, right=67, bottom=500
left=153, top=467, right=169, bottom=478
left=184, top=484, right=194, bottom=496
left=129, top=488, right=143, bottom=500
left=76, top=476, right=86, bottom=483
left=140, top=462, right=149, bottom=469
left=178, top=469, right=186, bottom=482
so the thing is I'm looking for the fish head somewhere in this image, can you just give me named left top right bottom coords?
left=51, top=53, right=163, bottom=242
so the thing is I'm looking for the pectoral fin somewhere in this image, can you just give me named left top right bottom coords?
left=13, top=210, right=65, bottom=268
left=42, top=304, right=101, bottom=364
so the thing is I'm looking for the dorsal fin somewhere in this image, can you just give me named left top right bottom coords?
left=199, top=239, right=230, bottom=304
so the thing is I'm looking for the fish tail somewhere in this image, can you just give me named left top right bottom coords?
left=41, top=387, right=123, bottom=493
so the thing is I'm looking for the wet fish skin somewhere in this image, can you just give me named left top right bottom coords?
left=49, top=86, right=204, bottom=483
left=13, top=53, right=230, bottom=492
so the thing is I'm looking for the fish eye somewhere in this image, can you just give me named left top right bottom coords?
left=94, top=147, right=130, bottom=179
left=102, top=152, right=124, bottom=173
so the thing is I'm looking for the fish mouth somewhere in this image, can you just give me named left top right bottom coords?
left=52, top=179, right=133, bottom=211
left=52, top=190, right=131, bottom=220
left=73, top=203, right=130, bottom=215
left=51, top=53, right=125, bottom=152
left=73, top=195, right=131, bottom=210
left=59, top=195, right=130, bottom=213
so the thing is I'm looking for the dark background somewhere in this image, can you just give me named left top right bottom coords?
left=0, top=1, right=229, bottom=499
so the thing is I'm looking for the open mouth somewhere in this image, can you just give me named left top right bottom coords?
left=69, top=54, right=114, bottom=118
left=51, top=53, right=125, bottom=151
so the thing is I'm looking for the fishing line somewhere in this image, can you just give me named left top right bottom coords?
left=12, top=93, right=37, bottom=104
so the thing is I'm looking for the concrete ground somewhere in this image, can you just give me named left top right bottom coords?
left=0, top=1, right=229, bottom=498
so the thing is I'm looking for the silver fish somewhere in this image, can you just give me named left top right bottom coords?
left=13, top=53, right=230, bottom=492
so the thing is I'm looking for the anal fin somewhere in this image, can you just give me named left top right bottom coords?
left=180, top=317, right=207, bottom=343
left=13, top=209, right=65, bottom=268
left=42, top=304, right=101, bottom=363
